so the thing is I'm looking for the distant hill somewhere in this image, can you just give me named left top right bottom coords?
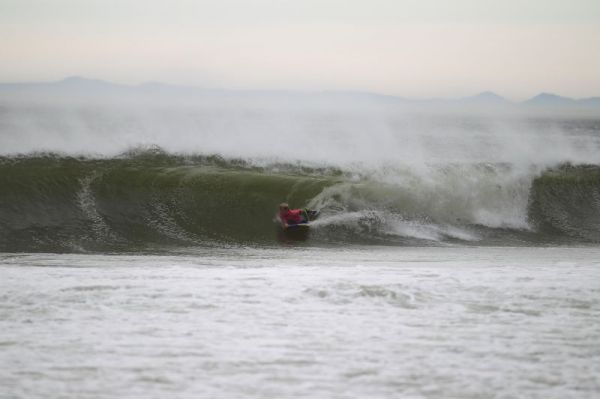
left=459, top=91, right=509, bottom=105
left=55, top=76, right=125, bottom=90
left=0, top=76, right=132, bottom=98
left=523, top=92, right=600, bottom=109
left=1, top=77, right=599, bottom=111
left=523, top=93, right=577, bottom=107
left=579, top=97, right=600, bottom=107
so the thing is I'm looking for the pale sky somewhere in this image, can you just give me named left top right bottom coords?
left=1, top=0, right=600, bottom=99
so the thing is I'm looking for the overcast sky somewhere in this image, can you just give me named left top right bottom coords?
left=1, top=0, right=599, bottom=99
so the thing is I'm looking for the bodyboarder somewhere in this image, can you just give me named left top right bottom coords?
left=278, top=203, right=308, bottom=228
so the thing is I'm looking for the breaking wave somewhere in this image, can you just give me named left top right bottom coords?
left=0, top=149, right=599, bottom=252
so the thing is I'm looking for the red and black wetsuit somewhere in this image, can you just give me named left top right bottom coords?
left=279, top=209, right=304, bottom=225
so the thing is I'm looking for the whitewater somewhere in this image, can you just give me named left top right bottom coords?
left=1, top=93, right=600, bottom=398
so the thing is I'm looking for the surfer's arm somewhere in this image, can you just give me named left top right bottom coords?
left=277, top=215, right=288, bottom=228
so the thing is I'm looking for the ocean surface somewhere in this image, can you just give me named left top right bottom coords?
left=1, top=247, right=599, bottom=398
left=1, top=101, right=599, bottom=397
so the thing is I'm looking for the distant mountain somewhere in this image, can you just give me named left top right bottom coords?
left=522, top=93, right=600, bottom=110
left=0, top=77, right=410, bottom=105
left=57, top=76, right=123, bottom=89
left=315, top=90, right=409, bottom=104
left=579, top=97, right=600, bottom=107
left=421, top=91, right=513, bottom=108
left=1, top=77, right=599, bottom=111
left=0, top=76, right=132, bottom=97
left=523, top=92, right=577, bottom=106
left=460, top=91, right=509, bottom=104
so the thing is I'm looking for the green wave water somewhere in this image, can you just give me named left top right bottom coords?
left=1, top=150, right=599, bottom=252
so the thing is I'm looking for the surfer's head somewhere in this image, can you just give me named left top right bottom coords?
left=279, top=202, right=289, bottom=212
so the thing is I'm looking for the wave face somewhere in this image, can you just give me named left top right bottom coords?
left=1, top=151, right=599, bottom=252
left=529, top=165, right=600, bottom=241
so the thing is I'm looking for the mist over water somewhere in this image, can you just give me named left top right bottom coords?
left=2, top=92, right=599, bottom=165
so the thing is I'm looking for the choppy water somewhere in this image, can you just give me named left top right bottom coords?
left=2, top=246, right=599, bottom=398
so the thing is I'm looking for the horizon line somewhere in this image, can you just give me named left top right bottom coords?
left=1, top=75, right=600, bottom=104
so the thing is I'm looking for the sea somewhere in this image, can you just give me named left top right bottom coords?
left=1, top=97, right=599, bottom=398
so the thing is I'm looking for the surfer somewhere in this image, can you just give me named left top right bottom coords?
left=278, top=203, right=308, bottom=228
